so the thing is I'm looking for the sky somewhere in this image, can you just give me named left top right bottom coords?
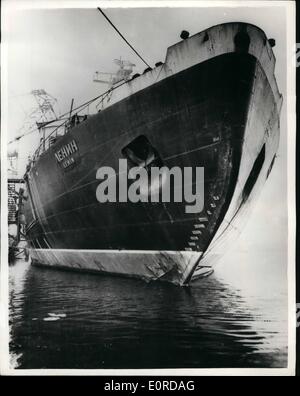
left=2, top=2, right=291, bottom=287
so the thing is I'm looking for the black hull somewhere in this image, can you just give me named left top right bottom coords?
left=25, top=53, right=255, bottom=251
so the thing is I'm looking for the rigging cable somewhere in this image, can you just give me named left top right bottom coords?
left=97, top=7, right=151, bottom=68
left=8, top=77, right=128, bottom=146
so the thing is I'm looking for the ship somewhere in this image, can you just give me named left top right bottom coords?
left=22, top=22, right=282, bottom=286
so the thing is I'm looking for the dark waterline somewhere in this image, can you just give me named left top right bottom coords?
left=9, top=259, right=287, bottom=369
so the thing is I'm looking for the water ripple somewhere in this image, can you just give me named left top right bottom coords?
left=9, top=259, right=287, bottom=369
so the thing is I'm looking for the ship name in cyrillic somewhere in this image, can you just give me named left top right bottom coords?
left=54, top=140, right=78, bottom=163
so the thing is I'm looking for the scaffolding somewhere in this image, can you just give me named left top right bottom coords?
left=8, top=179, right=29, bottom=262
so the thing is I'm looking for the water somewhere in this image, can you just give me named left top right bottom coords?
left=9, top=254, right=288, bottom=369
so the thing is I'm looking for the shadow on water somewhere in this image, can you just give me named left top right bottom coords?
left=9, top=259, right=287, bottom=369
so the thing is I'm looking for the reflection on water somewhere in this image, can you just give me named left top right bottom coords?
left=9, top=258, right=287, bottom=369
